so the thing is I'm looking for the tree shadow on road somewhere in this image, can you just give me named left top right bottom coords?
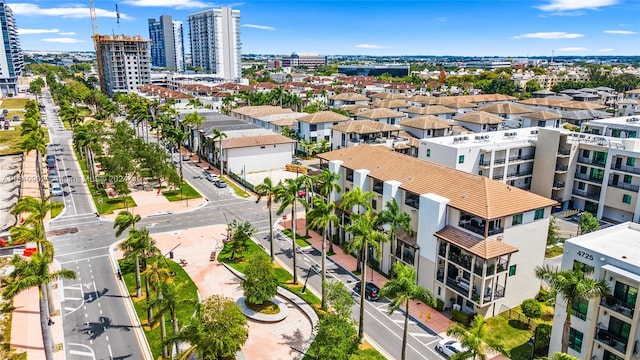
left=80, top=316, right=132, bottom=340
left=282, top=328, right=305, bottom=360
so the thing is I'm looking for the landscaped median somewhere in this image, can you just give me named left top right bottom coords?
left=161, top=182, right=201, bottom=202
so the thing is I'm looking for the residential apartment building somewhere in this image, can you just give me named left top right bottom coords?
left=94, top=35, right=151, bottom=96
left=549, top=222, right=639, bottom=360
left=0, top=2, right=22, bottom=96
left=297, top=111, right=350, bottom=143
left=319, top=145, right=557, bottom=318
left=148, top=15, right=185, bottom=71
left=188, top=7, right=241, bottom=80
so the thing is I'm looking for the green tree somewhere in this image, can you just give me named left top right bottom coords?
left=306, top=197, right=339, bottom=310
left=551, top=353, right=580, bottom=360
left=152, top=281, right=197, bottom=358
left=211, top=128, right=227, bottom=172
left=21, top=128, right=47, bottom=199
left=167, top=295, right=248, bottom=360
left=3, top=253, right=76, bottom=360
left=325, top=279, right=355, bottom=319
left=547, top=216, right=560, bottom=245
left=313, top=169, right=342, bottom=253
left=118, top=227, right=150, bottom=298
left=113, top=210, right=141, bottom=237
left=183, top=111, right=205, bottom=162
left=242, top=252, right=278, bottom=305
left=142, top=262, right=170, bottom=357
left=521, top=298, right=542, bottom=319
left=341, top=187, right=375, bottom=272
left=255, top=177, right=277, bottom=261
left=446, top=315, right=510, bottom=360
left=378, top=198, right=413, bottom=279
left=228, top=219, right=257, bottom=260
left=345, top=209, right=388, bottom=341
left=274, top=177, right=308, bottom=284
left=534, top=264, right=609, bottom=353
left=29, top=77, right=45, bottom=101
left=578, top=212, right=600, bottom=235
left=312, top=313, right=359, bottom=360
left=381, top=262, right=435, bottom=360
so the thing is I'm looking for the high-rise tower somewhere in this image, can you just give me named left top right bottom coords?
left=148, top=15, right=185, bottom=72
left=95, top=35, right=151, bottom=95
left=0, top=1, right=23, bottom=96
left=188, top=7, right=241, bottom=80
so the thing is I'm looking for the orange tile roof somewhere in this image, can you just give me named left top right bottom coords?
left=318, top=145, right=556, bottom=219
left=523, top=110, right=562, bottom=120
left=435, top=226, right=519, bottom=259
left=399, top=115, right=454, bottom=130
left=404, top=106, right=456, bottom=115
left=221, top=134, right=297, bottom=149
left=371, top=99, right=412, bottom=109
left=330, top=120, right=400, bottom=134
left=297, top=111, right=350, bottom=124
left=475, top=103, right=533, bottom=115
left=356, top=108, right=405, bottom=120
left=454, top=111, right=505, bottom=125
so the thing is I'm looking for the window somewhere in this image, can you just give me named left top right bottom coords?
left=579, top=166, right=587, bottom=174
left=568, top=328, right=583, bottom=352
left=309, top=124, right=317, bottom=131
left=570, top=298, right=588, bottom=320
left=613, top=281, right=638, bottom=306
left=512, top=213, right=523, bottom=226
left=371, top=199, right=377, bottom=210
left=426, top=149, right=431, bottom=157
left=537, top=120, right=546, bottom=127
left=372, top=179, right=383, bottom=194
left=508, top=265, right=517, bottom=277
left=345, top=169, right=354, bottom=182
left=624, top=175, right=632, bottom=184
left=578, top=182, right=585, bottom=190
left=623, top=194, right=632, bottom=204
left=534, top=209, right=544, bottom=220
left=458, top=155, right=465, bottom=164
left=626, top=157, right=635, bottom=167
left=582, top=149, right=590, bottom=158
left=573, top=260, right=594, bottom=274
left=405, top=192, right=420, bottom=209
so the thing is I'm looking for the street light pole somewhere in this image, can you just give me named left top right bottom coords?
left=302, top=265, right=317, bottom=294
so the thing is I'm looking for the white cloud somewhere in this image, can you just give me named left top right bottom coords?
left=19, top=28, right=59, bottom=35
left=598, top=48, right=615, bottom=52
left=604, top=30, right=636, bottom=35
left=59, top=32, right=77, bottom=36
left=122, top=0, right=212, bottom=9
left=10, top=3, right=129, bottom=19
left=556, top=47, right=589, bottom=51
left=512, top=32, right=584, bottom=39
left=355, top=44, right=387, bottom=49
left=41, top=38, right=85, bottom=44
left=241, top=24, right=276, bottom=31
left=537, top=0, right=618, bottom=11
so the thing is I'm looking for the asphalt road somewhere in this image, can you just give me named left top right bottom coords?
left=45, top=107, right=448, bottom=360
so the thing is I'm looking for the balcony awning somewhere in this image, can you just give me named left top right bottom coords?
left=435, top=226, right=519, bottom=260
left=602, top=264, right=640, bottom=284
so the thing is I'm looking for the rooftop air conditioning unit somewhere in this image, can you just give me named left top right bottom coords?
left=531, top=130, right=538, bottom=135
left=504, top=132, right=510, bottom=136
left=475, top=135, right=483, bottom=140
left=463, top=136, right=469, bottom=141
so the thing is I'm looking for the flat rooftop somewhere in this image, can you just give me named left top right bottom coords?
left=588, top=115, right=640, bottom=128
left=566, top=222, right=640, bottom=269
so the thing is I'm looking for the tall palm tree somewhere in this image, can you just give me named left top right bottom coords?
left=274, top=177, right=308, bottom=284
left=378, top=198, right=413, bottom=278
left=142, top=262, right=171, bottom=357
left=535, top=264, right=610, bottom=353
left=188, top=98, right=202, bottom=109
left=11, top=196, right=63, bottom=230
left=22, top=129, right=47, bottom=200
left=380, top=262, right=435, bottom=360
left=211, top=128, right=227, bottom=172
left=152, top=282, right=197, bottom=358
left=118, top=228, right=150, bottom=298
left=3, top=253, right=76, bottom=360
left=307, top=197, right=339, bottom=311
left=313, top=169, right=342, bottom=253
left=255, top=177, right=277, bottom=261
left=113, top=210, right=141, bottom=237
left=344, top=209, right=388, bottom=341
left=446, top=315, right=510, bottom=360
left=341, top=187, right=375, bottom=272
left=183, top=111, right=205, bottom=162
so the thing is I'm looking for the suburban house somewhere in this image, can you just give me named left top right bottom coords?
left=519, top=111, right=562, bottom=129
left=475, top=103, right=533, bottom=128
left=297, top=111, right=351, bottom=143
left=328, top=92, right=370, bottom=108
left=330, top=120, right=402, bottom=150
left=355, top=108, right=406, bottom=125
left=399, top=116, right=454, bottom=139
left=403, top=105, right=456, bottom=120
left=453, top=111, right=505, bottom=133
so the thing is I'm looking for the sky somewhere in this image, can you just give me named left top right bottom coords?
left=7, top=0, right=640, bottom=56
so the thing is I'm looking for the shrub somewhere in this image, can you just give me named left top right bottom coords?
left=521, top=298, right=542, bottom=319
left=242, top=252, right=278, bottom=305
left=451, top=309, right=473, bottom=326
left=435, top=298, right=445, bottom=311
left=535, top=288, right=553, bottom=303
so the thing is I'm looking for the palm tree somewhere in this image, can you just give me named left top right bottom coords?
left=274, top=177, right=308, bottom=285
left=378, top=198, right=413, bottom=278
left=211, top=128, right=227, bottom=172
left=228, top=219, right=257, bottom=260
left=534, top=264, right=610, bottom=353
left=306, top=197, right=338, bottom=311
left=3, top=253, right=76, bottom=360
left=118, top=228, right=151, bottom=298
left=341, top=187, right=375, bottom=272
left=344, top=209, right=388, bottom=341
left=183, top=111, right=205, bottom=162
left=22, top=129, right=47, bottom=199
left=113, top=210, right=141, bottom=237
left=188, top=98, right=202, bottom=109
left=255, top=177, right=277, bottom=262
left=142, top=262, right=171, bottom=357
left=380, top=262, right=435, bottom=360
left=11, top=196, right=63, bottom=230
left=313, top=169, right=341, bottom=253
left=446, top=315, right=510, bottom=360
left=152, top=282, right=197, bottom=358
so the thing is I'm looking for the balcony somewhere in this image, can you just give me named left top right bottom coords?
left=595, top=328, right=628, bottom=353
left=508, top=154, right=535, bottom=162
left=448, top=253, right=472, bottom=270
left=572, top=189, right=600, bottom=201
left=492, top=174, right=504, bottom=180
left=574, top=172, right=604, bottom=184
left=479, top=160, right=491, bottom=167
left=474, top=283, right=506, bottom=303
left=493, top=158, right=506, bottom=165
left=557, top=149, right=571, bottom=157
left=506, top=170, right=533, bottom=179
left=446, top=276, right=473, bottom=297
left=459, top=221, right=503, bottom=237
left=553, top=180, right=565, bottom=189
left=600, top=295, right=636, bottom=318
left=611, top=162, right=640, bottom=175
left=555, top=164, right=568, bottom=173
left=607, top=181, right=640, bottom=192
left=578, top=157, right=606, bottom=168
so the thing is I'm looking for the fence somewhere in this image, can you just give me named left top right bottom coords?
left=228, top=171, right=255, bottom=192
left=498, top=305, right=535, bottom=329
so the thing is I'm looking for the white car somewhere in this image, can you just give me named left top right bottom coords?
left=50, top=184, right=64, bottom=196
left=205, top=173, right=219, bottom=182
left=435, top=339, right=467, bottom=358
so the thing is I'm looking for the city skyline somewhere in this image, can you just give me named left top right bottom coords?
left=8, top=0, right=640, bottom=56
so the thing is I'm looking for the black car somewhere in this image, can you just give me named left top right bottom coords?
left=353, top=281, right=380, bottom=301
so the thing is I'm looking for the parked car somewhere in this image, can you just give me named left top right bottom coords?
left=49, top=177, right=60, bottom=186
left=3, top=121, right=9, bottom=130
left=50, top=184, right=63, bottom=196
left=182, top=154, right=190, bottom=161
left=214, top=180, right=227, bottom=188
left=47, top=169, right=58, bottom=180
left=435, top=339, right=468, bottom=358
left=353, top=281, right=380, bottom=301
left=206, top=173, right=219, bottom=182
left=46, top=158, right=56, bottom=169
left=12, top=115, right=19, bottom=121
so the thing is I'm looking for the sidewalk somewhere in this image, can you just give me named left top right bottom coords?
left=280, top=214, right=454, bottom=336
left=101, top=189, right=207, bottom=220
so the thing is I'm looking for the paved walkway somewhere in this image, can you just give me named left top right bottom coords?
left=101, top=189, right=207, bottom=220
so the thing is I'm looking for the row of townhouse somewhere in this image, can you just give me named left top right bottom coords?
left=317, top=144, right=557, bottom=318
left=419, top=116, right=640, bottom=223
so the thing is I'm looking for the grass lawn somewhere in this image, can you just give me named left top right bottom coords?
left=220, top=175, right=250, bottom=198
left=545, top=245, right=564, bottom=258
left=75, top=149, right=136, bottom=214
left=0, top=127, right=24, bottom=155
left=162, top=182, right=202, bottom=201
left=281, top=228, right=311, bottom=247
left=50, top=204, right=64, bottom=218
left=1, top=98, right=28, bottom=108
left=7, top=110, right=25, bottom=121
left=119, top=257, right=199, bottom=360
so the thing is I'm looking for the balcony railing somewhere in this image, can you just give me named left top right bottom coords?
left=460, top=221, right=503, bottom=237
left=446, top=276, right=473, bottom=297
left=572, top=189, right=600, bottom=201
left=553, top=180, right=565, bottom=188
left=493, top=158, right=506, bottom=165
left=557, top=149, right=571, bottom=156
left=492, top=174, right=504, bottom=180
left=507, top=170, right=533, bottom=178
left=607, top=181, right=640, bottom=192
left=448, top=253, right=472, bottom=270
left=611, top=162, right=640, bottom=175
left=508, top=154, right=535, bottom=162
left=574, top=172, right=604, bottom=184
left=595, top=328, right=629, bottom=353
left=600, top=295, right=636, bottom=318
left=578, top=157, right=606, bottom=167
left=555, top=165, right=568, bottom=172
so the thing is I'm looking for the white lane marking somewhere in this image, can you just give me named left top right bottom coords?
left=69, top=349, right=94, bottom=357
left=57, top=246, right=111, bottom=257
left=65, top=297, right=82, bottom=301
left=59, top=254, right=109, bottom=264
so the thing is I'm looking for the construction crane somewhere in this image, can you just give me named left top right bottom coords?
left=88, top=0, right=105, bottom=92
